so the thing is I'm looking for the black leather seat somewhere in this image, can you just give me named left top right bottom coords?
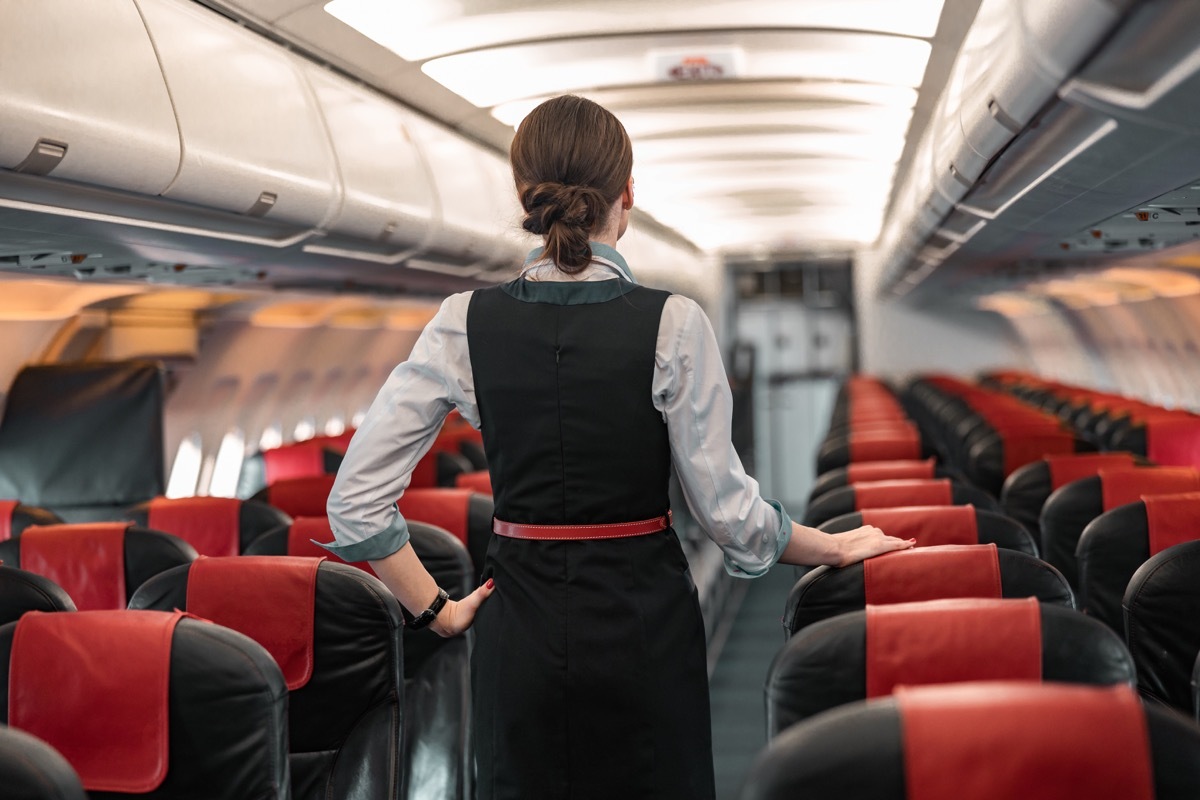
left=784, top=544, right=1074, bottom=637
left=803, top=479, right=1000, bottom=528
left=130, top=557, right=404, bottom=800
left=767, top=598, right=1134, bottom=736
left=0, top=567, right=75, bottom=624
left=1040, top=466, right=1200, bottom=588
left=125, top=496, right=291, bottom=556
left=0, top=609, right=290, bottom=798
left=0, top=523, right=196, bottom=610
left=1000, top=452, right=1140, bottom=541
left=816, top=430, right=930, bottom=476
left=1077, top=493, right=1200, bottom=633
left=1123, top=539, right=1200, bottom=713
left=741, top=683, right=1200, bottom=800
left=0, top=725, right=85, bottom=800
left=819, top=505, right=1037, bottom=556
left=245, top=520, right=475, bottom=800
left=963, top=427, right=1094, bottom=497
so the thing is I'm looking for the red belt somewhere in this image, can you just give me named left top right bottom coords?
left=492, top=511, right=672, bottom=541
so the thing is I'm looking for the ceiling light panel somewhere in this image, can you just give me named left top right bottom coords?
left=326, top=0, right=948, bottom=62
left=632, top=131, right=907, bottom=166
left=421, top=31, right=933, bottom=109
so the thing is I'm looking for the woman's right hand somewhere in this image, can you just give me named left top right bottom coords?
left=830, top=525, right=915, bottom=567
left=431, top=578, right=496, bottom=638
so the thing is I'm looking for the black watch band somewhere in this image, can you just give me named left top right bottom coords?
left=408, top=587, right=450, bottom=630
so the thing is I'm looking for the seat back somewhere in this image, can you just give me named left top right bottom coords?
left=1000, top=452, right=1138, bottom=539
left=816, top=429, right=927, bottom=475
left=742, top=683, right=1200, bottom=800
left=0, top=567, right=76, bottom=625
left=0, top=524, right=196, bottom=610
left=0, top=361, right=165, bottom=521
left=784, top=545, right=1074, bottom=637
left=807, top=459, right=942, bottom=504
left=0, top=722, right=86, bottom=799
left=818, top=506, right=1037, bottom=556
left=766, top=598, right=1134, bottom=735
left=1123, top=539, right=1200, bottom=712
left=253, top=475, right=336, bottom=519
left=0, top=502, right=63, bottom=541
left=803, top=479, right=999, bottom=528
left=0, top=610, right=290, bottom=799
left=1041, top=467, right=1200, bottom=587
left=454, top=470, right=492, bottom=495
left=1078, top=493, right=1200, bottom=633
left=130, top=558, right=404, bottom=800
left=245, top=520, right=475, bottom=800
left=125, top=497, right=291, bottom=556
left=237, top=442, right=344, bottom=499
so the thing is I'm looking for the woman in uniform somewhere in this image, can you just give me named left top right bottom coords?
left=323, top=95, right=912, bottom=800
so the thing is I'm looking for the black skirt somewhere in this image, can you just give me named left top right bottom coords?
left=471, top=528, right=715, bottom=800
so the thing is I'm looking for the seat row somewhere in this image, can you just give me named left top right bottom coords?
left=740, top=376, right=1200, bottom=799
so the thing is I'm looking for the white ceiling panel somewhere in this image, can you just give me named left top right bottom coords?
left=420, top=32, right=932, bottom=108
left=325, top=0, right=948, bottom=61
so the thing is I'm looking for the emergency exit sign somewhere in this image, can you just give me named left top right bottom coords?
left=653, top=48, right=741, bottom=82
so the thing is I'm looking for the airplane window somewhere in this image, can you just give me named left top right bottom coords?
left=165, top=433, right=202, bottom=499
left=294, top=418, right=317, bottom=442
left=208, top=429, right=246, bottom=498
left=324, top=416, right=346, bottom=436
left=259, top=425, right=283, bottom=451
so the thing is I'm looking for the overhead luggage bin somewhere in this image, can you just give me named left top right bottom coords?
left=301, top=66, right=436, bottom=251
left=0, top=0, right=180, bottom=195
left=134, top=0, right=339, bottom=227
left=404, top=113, right=524, bottom=271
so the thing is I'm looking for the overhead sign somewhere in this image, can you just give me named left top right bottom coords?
left=653, top=48, right=741, bottom=82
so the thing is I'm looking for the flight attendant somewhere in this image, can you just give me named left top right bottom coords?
left=324, top=95, right=912, bottom=799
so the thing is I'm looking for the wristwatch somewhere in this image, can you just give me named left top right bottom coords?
left=408, top=587, right=450, bottom=630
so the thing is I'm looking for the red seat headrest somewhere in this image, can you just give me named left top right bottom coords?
left=863, top=544, right=1001, bottom=605
left=1142, top=491, right=1200, bottom=556
left=854, top=479, right=952, bottom=510
left=398, top=488, right=473, bottom=544
left=267, top=475, right=336, bottom=518
left=1100, top=467, right=1200, bottom=510
left=187, top=556, right=322, bottom=690
left=1046, top=452, right=1136, bottom=490
left=846, top=459, right=936, bottom=484
left=1000, top=431, right=1076, bottom=476
left=899, top=682, right=1152, bottom=800
left=262, top=442, right=328, bottom=483
left=10, top=609, right=185, bottom=792
left=848, top=431, right=921, bottom=463
left=0, top=499, right=18, bottom=542
left=454, top=470, right=492, bottom=495
left=859, top=505, right=977, bottom=547
left=147, top=496, right=242, bottom=557
left=866, top=598, right=1041, bottom=698
left=19, top=523, right=129, bottom=610
left=287, top=517, right=376, bottom=576
left=1145, top=417, right=1200, bottom=468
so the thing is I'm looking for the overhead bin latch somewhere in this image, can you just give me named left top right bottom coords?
left=245, top=192, right=278, bottom=218
left=14, top=139, right=68, bottom=176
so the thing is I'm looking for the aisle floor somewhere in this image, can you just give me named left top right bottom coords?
left=709, top=565, right=797, bottom=799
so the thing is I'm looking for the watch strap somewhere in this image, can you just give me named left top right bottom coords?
left=408, top=587, right=449, bottom=630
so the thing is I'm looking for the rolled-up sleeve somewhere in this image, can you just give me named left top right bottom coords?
left=655, top=296, right=793, bottom=578
left=320, top=292, right=477, bottom=560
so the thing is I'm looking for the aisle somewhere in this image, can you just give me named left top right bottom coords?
left=708, top=565, right=797, bottom=799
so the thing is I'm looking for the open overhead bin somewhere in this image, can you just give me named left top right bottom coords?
left=0, top=0, right=180, bottom=195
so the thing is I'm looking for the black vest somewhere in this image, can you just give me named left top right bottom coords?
left=466, top=279, right=672, bottom=525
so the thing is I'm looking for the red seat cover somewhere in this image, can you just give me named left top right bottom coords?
left=1142, top=492, right=1200, bottom=556
left=20, top=524, right=128, bottom=610
left=1100, top=467, right=1200, bottom=510
left=454, top=470, right=492, bottom=495
left=287, top=517, right=376, bottom=576
left=398, top=488, right=472, bottom=544
left=859, top=506, right=977, bottom=547
left=187, top=556, right=321, bottom=690
left=1046, top=453, right=1136, bottom=490
left=147, top=496, right=242, bottom=557
left=854, top=479, right=952, bottom=510
left=10, top=609, right=185, bottom=792
left=1001, top=432, right=1076, bottom=476
left=0, top=499, right=18, bottom=541
left=864, top=544, right=1002, bottom=605
left=845, top=459, right=936, bottom=484
left=1145, top=416, right=1200, bottom=468
left=267, top=475, right=336, bottom=518
left=848, top=431, right=921, bottom=463
left=865, top=598, right=1041, bottom=698
left=899, top=683, right=1153, bottom=800
left=262, top=442, right=327, bottom=483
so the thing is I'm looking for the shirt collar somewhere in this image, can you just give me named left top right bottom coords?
left=522, top=241, right=636, bottom=283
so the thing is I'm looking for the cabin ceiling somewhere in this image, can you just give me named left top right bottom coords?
left=197, top=0, right=981, bottom=255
